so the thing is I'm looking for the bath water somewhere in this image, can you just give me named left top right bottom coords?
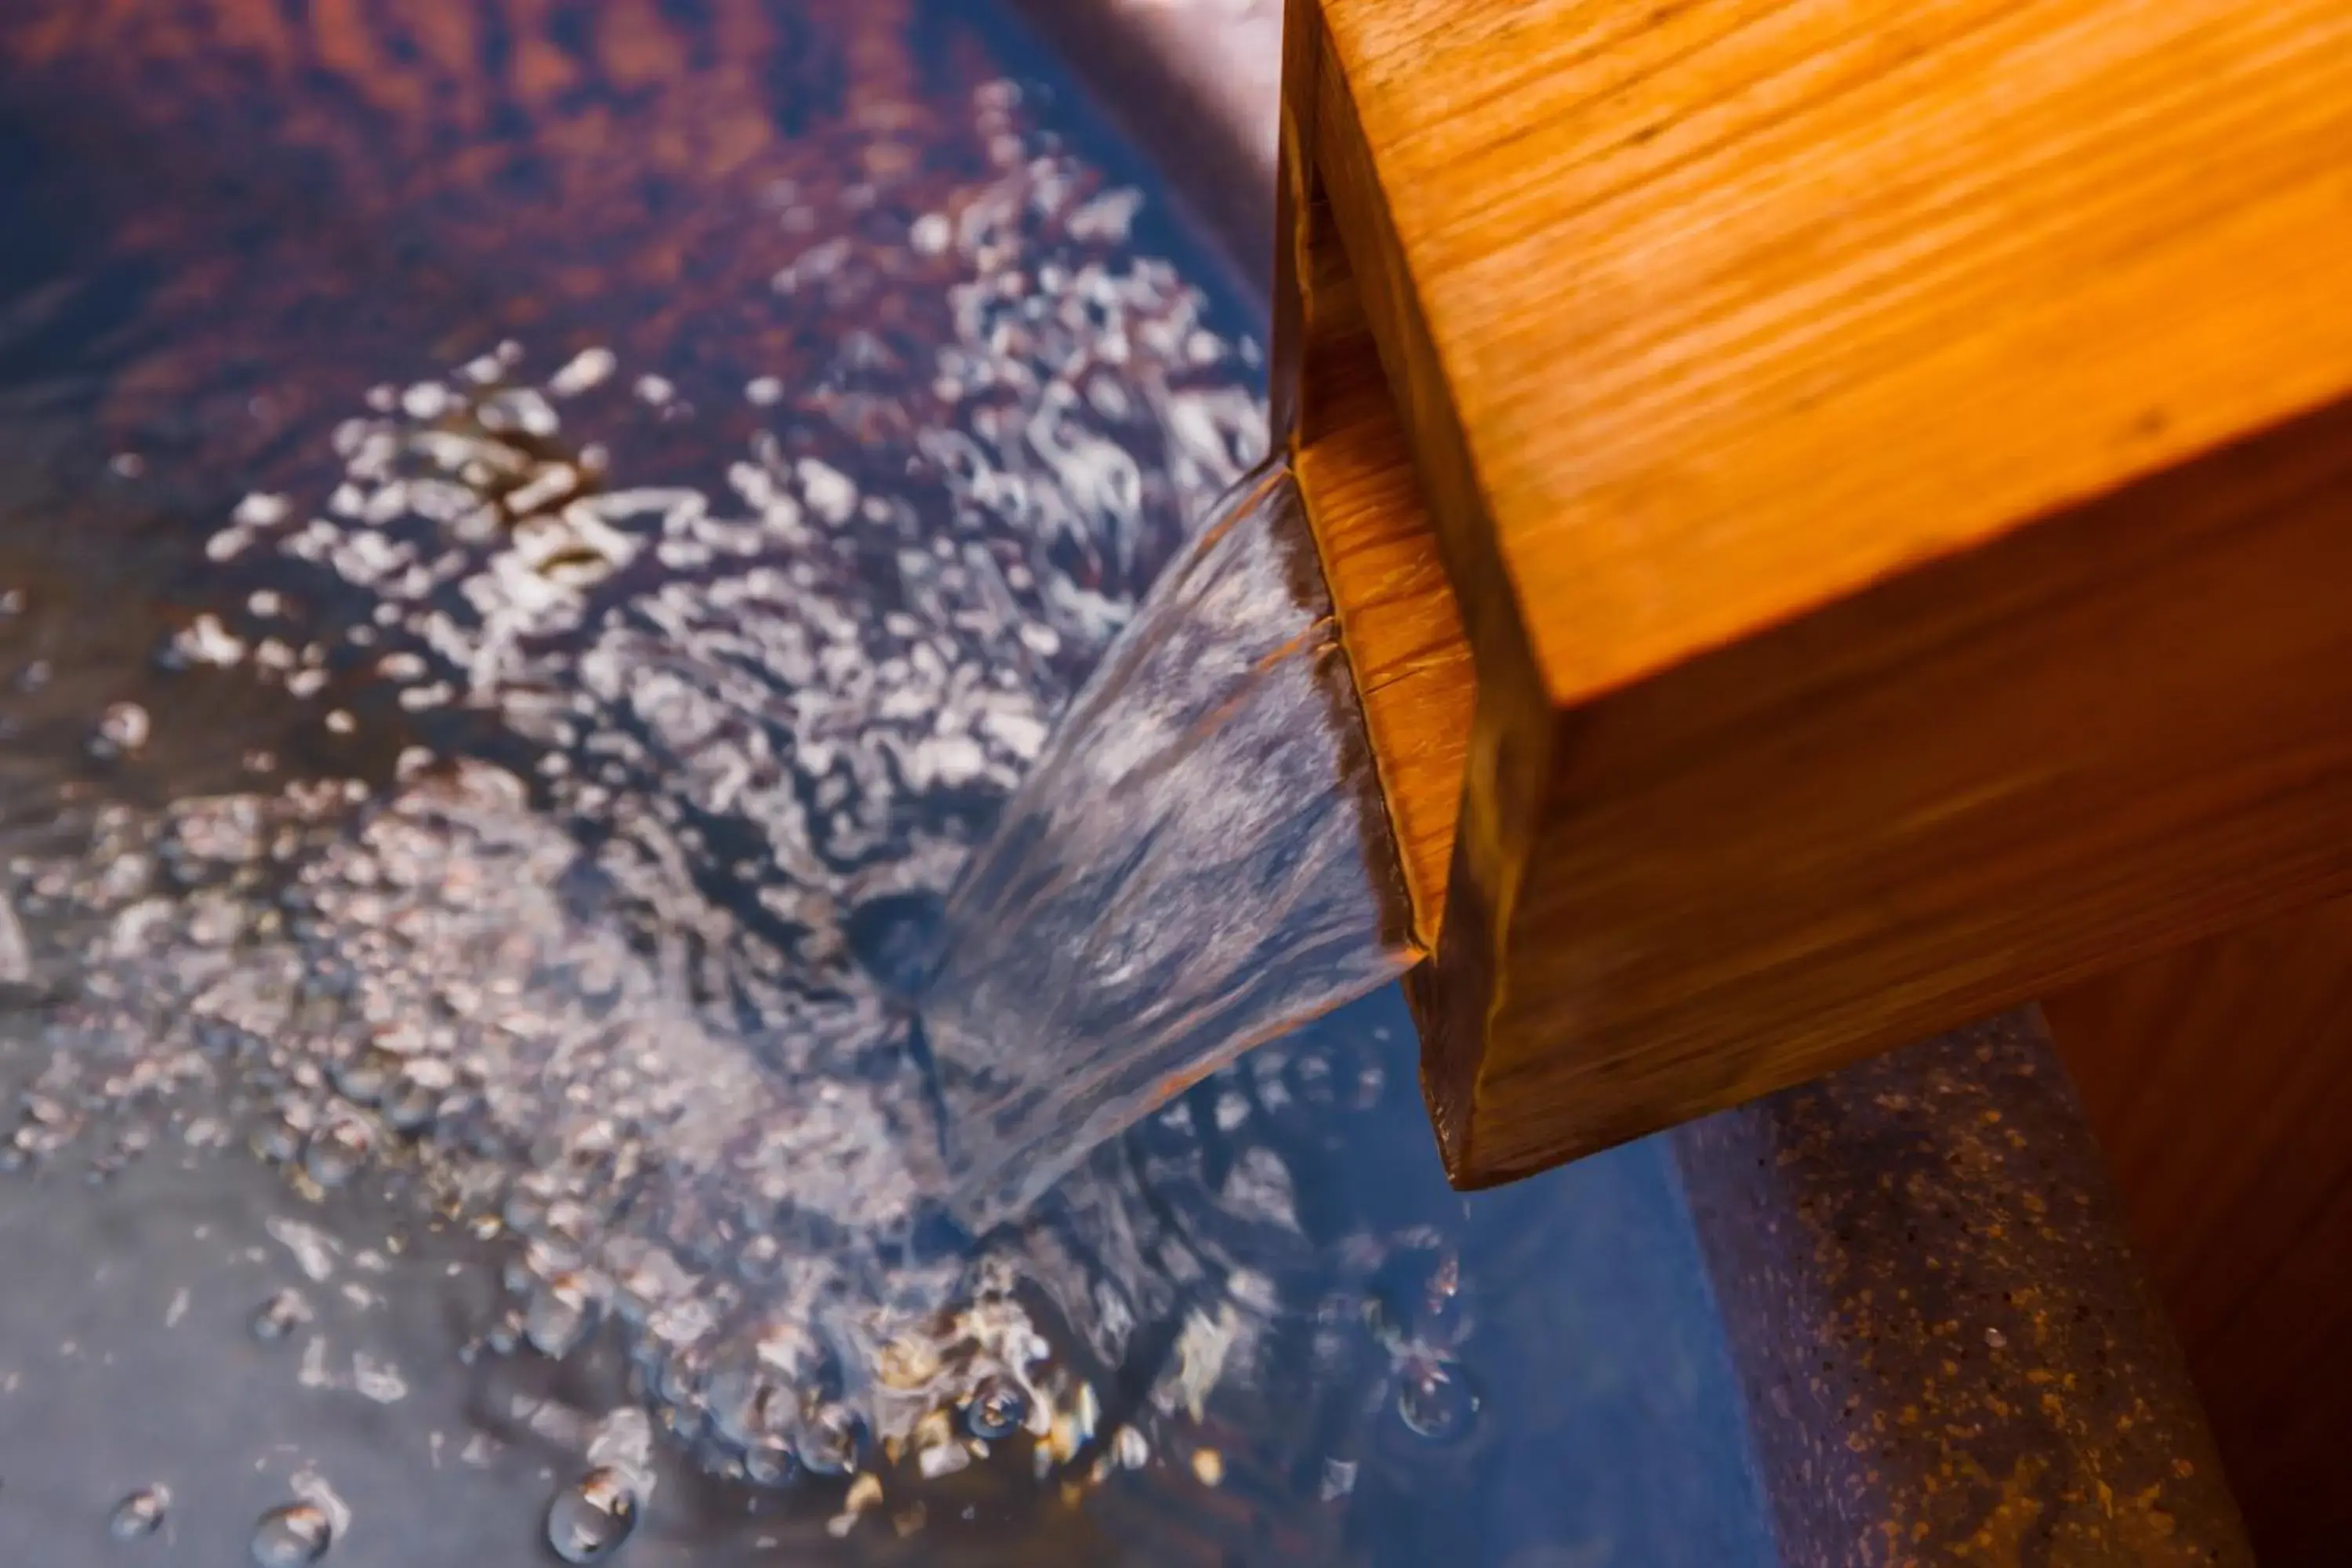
left=0, top=2, right=1770, bottom=1562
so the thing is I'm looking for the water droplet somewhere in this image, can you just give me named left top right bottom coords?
left=743, top=1441, right=798, bottom=1487
left=91, top=702, right=151, bottom=757
left=302, top=1116, right=372, bottom=1189
left=250, top=1120, right=302, bottom=1165
left=328, top=1050, right=394, bottom=1106
left=964, top=1377, right=1029, bottom=1441
left=251, top=1288, right=313, bottom=1343
left=797, top=1403, right=866, bottom=1477
left=249, top=1501, right=332, bottom=1566
left=524, top=1272, right=593, bottom=1357
left=108, top=1485, right=169, bottom=1540
left=545, top=1467, right=638, bottom=1563
left=379, top=1074, right=439, bottom=1134
left=1396, top=1360, right=1480, bottom=1443
left=1365, top=1245, right=1468, bottom=1351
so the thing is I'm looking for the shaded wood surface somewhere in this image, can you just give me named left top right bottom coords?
left=1281, top=0, right=2352, bottom=1186
left=2048, top=906, right=2352, bottom=1566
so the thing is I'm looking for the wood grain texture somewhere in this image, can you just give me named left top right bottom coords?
left=1314, top=0, right=2352, bottom=713
left=1276, top=18, right=1472, bottom=946
left=1282, top=0, right=2352, bottom=1184
left=2046, top=906, right=2352, bottom=1566
left=1425, top=387, right=2352, bottom=1185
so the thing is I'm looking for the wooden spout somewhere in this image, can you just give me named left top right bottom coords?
left=1277, top=0, right=2352, bottom=1189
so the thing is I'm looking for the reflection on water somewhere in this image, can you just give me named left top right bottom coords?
left=0, top=2, right=1771, bottom=1563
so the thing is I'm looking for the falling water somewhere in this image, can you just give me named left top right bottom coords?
left=922, top=456, right=1423, bottom=1228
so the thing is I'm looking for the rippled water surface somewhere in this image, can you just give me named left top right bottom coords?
left=0, top=2, right=1773, bottom=1563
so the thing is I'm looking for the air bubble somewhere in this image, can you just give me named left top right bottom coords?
left=379, top=1073, right=440, bottom=1134
left=250, top=1120, right=302, bottom=1165
left=249, top=1501, right=332, bottom=1565
left=302, top=1116, right=372, bottom=1188
left=93, top=702, right=151, bottom=757
left=797, top=1403, right=866, bottom=1477
left=546, top=1466, right=639, bottom=1563
left=328, top=1051, right=394, bottom=1106
left=1396, top=1360, right=1481, bottom=1444
left=964, top=1376, right=1029, bottom=1441
left=252, top=1288, right=313, bottom=1343
left=524, top=1272, right=593, bottom=1357
left=743, top=1440, right=798, bottom=1486
left=108, top=1485, right=169, bottom=1540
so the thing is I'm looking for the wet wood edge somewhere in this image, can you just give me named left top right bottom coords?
left=1010, top=0, right=1475, bottom=953
left=1276, top=0, right=1472, bottom=949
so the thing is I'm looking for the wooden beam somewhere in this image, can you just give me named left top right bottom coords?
left=1279, top=0, right=2352, bottom=1185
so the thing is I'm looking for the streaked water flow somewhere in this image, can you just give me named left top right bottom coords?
left=923, top=456, right=1420, bottom=1226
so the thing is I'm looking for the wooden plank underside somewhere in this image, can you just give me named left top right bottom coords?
left=2045, top=906, right=2352, bottom=1566
left=1281, top=0, right=2352, bottom=1184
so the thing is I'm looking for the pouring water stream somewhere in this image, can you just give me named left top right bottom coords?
left=920, top=454, right=1422, bottom=1228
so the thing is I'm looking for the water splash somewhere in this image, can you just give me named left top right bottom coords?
left=0, top=75, right=1274, bottom=1505
left=923, top=457, right=1420, bottom=1228
left=0, top=223, right=1341, bottom=1544
left=107, top=1485, right=170, bottom=1541
left=250, top=1289, right=313, bottom=1344
left=0, top=8, right=1773, bottom=1561
left=544, top=1468, right=640, bottom=1564
left=248, top=1501, right=333, bottom=1566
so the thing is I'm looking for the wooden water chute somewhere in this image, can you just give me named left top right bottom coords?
left=1275, top=0, right=2352, bottom=1188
